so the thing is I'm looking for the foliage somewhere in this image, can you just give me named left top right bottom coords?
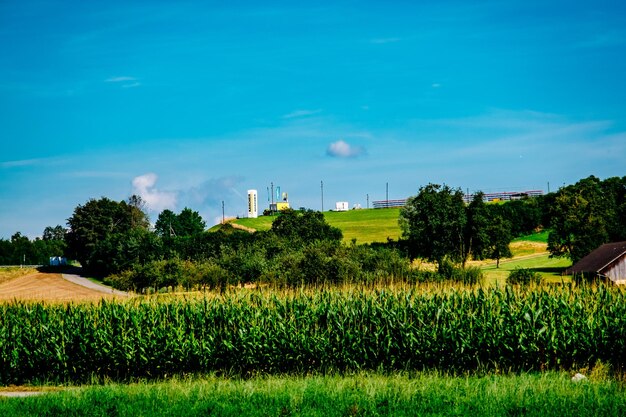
left=400, top=184, right=467, bottom=266
left=271, top=208, right=342, bottom=244
left=483, top=214, right=513, bottom=267
left=507, top=268, right=544, bottom=286
left=1, top=286, right=625, bottom=384
left=0, top=229, right=66, bottom=266
left=400, top=184, right=515, bottom=269
left=464, top=192, right=491, bottom=262
left=154, top=208, right=206, bottom=238
left=65, top=197, right=149, bottom=273
left=547, top=176, right=626, bottom=262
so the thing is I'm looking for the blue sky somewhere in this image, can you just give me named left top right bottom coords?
left=1, top=0, right=625, bottom=238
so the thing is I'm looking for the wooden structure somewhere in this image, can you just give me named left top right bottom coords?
left=566, top=241, right=626, bottom=285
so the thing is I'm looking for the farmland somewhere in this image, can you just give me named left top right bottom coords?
left=2, top=285, right=625, bottom=385
left=0, top=270, right=120, bottom=303
left=0, top=202, right=621, bottom=415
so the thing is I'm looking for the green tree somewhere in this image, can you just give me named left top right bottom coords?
left=154, top=209, right=180, bottom=237
left=464, top=192, right=490, bottom=263
left=154, top=208, right=205, bottom=237
left=42, top=225, right=67, bottom=241
left=65, top=197, right=148, bottom=273
left=399, top=184, right=466, bottom=269
left=127, top=195, right=150, bottom=230
left=484, top=214, right=513, bottom=268
left=547, top=176, right=611, bottom=263
left=177, top=207, right=206, bottom=236
left=271, top=209, right=342, bottom=244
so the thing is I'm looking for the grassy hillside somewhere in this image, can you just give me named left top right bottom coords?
left=232, top=208, right=402, bottom=244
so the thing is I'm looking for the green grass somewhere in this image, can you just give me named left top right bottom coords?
left=513, top=230, right=550, bottom=243
left=2, top=373, right=624, bottom=417
left=229, top=216, right=274, bottom=231
left=481, top=253, right=572, bottom=286
left=322, top=208, right=402, bottom=244
left=231, top=208, right=402, bottom=244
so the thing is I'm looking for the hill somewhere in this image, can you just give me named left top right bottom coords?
left=230, top=208, right=402, bottom=244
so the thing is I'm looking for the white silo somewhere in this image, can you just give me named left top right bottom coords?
left=247, top=189, right=258, bottom=218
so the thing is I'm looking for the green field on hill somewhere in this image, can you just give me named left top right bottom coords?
left=233, top=208, right=402, bottom=244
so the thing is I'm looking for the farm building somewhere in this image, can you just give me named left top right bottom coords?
left=566, top=241, right=626, bottom=285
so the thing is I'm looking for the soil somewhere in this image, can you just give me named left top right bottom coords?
left=0, top=271, right=119, bottom=303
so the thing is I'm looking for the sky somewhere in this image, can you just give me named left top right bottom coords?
left=1, top=0, right=625, bottom=239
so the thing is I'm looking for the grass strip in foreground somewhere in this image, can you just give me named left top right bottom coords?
left=1, top=373, right=625, bottom=417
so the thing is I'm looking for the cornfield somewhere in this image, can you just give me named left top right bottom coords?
left=1, top=285, right=625, bottom=384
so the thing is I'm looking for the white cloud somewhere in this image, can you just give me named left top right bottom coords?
left=122, top=82, right=141, bottom=88
left=132, top=173, right=177, bottom=212
left=326, top=140, right=366, bottom=158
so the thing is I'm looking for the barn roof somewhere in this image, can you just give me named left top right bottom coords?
left=566, top=241, right=626, bottom=275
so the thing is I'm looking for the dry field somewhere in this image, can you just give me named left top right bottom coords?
left=0, top=271, right=117, bottom=303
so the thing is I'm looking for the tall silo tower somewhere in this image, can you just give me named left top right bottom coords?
left=247, top=189, right=258, bottom=218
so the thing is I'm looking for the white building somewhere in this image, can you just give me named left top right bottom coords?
left=247, top=189, right=258, bottom=218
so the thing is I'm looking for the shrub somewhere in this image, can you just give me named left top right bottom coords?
left=507, top=268, right=543, bottom=286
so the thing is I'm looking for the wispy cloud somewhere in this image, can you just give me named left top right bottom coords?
left=0, top=158, right=46, bottom=168
left=132, top=173, right=177, bottom=212
left=105, top=76, right=137, bottom=83
left=105, top=76, right=141, bottom=88
left=282, top=109, right=322, bottom=119
left=326, top=140, right=366, bottom=158
left=185, top=176, right=245, bottom=206
left=370, top=37, right=401, bottom=44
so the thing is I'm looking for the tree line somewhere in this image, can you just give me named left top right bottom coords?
left=1, top=175, right=624, bottom=288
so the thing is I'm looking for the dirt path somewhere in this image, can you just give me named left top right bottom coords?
left=0, top=271, right=124, bottom=303
left=62, top=270, right=129, bottom=297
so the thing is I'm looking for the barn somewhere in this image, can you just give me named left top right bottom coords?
left=566, top=241, right=626, bottom=285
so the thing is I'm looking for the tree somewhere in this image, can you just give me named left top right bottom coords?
left=65, top=197, right=148, bottom=272
left=177, top=207, right=206, bottom=236
left=464, top=192, right=490, bottom=264
left=399, top=184, right=466, bottom=269
left=42, top=225, right=67, bottom=241
left=271, top=208, right=342, bottom=244
left=127, top=195, right=150, bottom=230
left=547, top=176, right=611, bottom=263
left=483, top=214, right=513, bottom=268
left=154, top=209, right=180, bottom=237
left=154, top=208, right=205, bottom=238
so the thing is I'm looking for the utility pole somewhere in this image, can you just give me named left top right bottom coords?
left=222, top=201, right=225, bottom=224
left=366, top=193, right=369, bottom=209
left=547, top=182, right=550, bottom=194
left=321, top=180, right=324, bottom=212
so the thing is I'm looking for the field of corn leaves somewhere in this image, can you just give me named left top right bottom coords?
left=1, top=285, right=625, bottom=384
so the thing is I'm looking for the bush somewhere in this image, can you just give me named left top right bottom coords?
left=436, top=260, right=484, bottom=286
left=507, top=268, right=543, bottom=286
